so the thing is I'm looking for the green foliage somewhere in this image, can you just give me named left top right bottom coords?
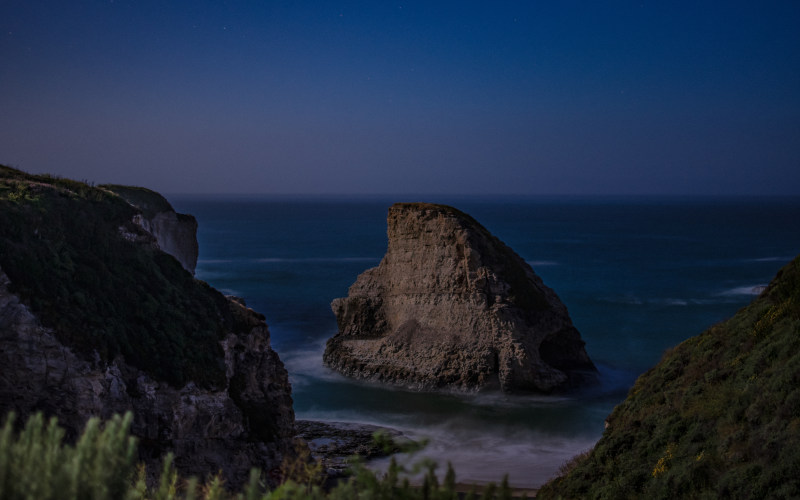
left=0, top=412, right=137, bottom=500
left=0, top=166, right=234, bottom=388
left=538, top=255, right=800, bottom=499
left=1, top=411, right=517, bottom=500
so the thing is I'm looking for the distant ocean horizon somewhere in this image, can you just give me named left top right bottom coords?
left=169, top=195, right=800, bottom=489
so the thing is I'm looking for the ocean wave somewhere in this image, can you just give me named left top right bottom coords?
left=601, top=294, right=756, bottom=307
left=460, top=391, right=573, bottom=408
left=199, top=257, right=379, bottom=265
left=605, top=296, right=695, bottom=307
left=526, top=260, right=559, bottom=267
left=718, top=285, right=767, bottom=296
left=367, top=419, right=599, bottom=489
left=748, top=256, right=793, bottom=263
left=280, top=339, right=343, bottom=382
left=255, top=257, right=379, bottom=264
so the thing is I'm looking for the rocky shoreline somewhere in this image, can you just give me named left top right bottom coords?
left=295, top=420, right=411, bottom=478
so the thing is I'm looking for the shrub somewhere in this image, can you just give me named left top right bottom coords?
left=1, top=411, right=517, bottom=500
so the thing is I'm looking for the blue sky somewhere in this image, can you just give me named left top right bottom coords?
left=1, top=1, right=799, bottom=195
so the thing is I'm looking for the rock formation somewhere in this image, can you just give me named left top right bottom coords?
left=0, top=166, right=295, bottom=488
left=104, top=185, right=199, bottom=274
left=324, top=202, right=596, bottom=393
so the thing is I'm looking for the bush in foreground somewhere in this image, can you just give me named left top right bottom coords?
left=0, top=411, right=515, bottom=500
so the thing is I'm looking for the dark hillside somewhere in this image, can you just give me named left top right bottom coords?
left=0, top=166, right=233, bottom=388
left=539, top=255, right=800, bottom=498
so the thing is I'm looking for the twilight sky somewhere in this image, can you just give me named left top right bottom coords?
left=1, top=1, right=799, bottom=196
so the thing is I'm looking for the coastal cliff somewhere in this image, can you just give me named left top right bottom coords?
left=0, top=166, right=295, bottom=487
left=103, top=184, right=199, bottom=275
left=324, top=202, right=596, bottom=393
left=538, top=255, right=800, bottom=498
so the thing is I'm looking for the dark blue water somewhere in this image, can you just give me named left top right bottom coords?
left=170, top=195, right=800, bottom=488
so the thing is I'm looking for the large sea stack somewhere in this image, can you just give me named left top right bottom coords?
left=0, top=166, right=295, bottom=488
left=323, top=202, right=596, bottom=393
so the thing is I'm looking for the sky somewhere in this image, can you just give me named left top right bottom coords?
left=1, top=1, right=799, bottom=196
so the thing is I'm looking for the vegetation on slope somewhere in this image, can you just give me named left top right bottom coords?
left=539, top=255, right=800, bottom=499
left=0, top=165, right=234, bottom=388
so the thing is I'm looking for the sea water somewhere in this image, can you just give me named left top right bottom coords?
left=170, top=195, right=800, bottom=488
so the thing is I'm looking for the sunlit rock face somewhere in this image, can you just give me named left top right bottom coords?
left=324, top=203, right=597, bottom=393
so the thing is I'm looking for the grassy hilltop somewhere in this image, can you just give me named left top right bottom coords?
left=539, top=255, right=800, bottom=498
left=0, top=165, right=240, bottom=388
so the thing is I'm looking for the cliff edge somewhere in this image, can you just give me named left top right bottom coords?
left=0, top=166, right=295, bottom=487
left=103, top=184, right=199, bottom=275
left=323, top=202, right=596, bottom=393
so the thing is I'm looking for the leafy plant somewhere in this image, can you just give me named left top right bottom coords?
left=1, top=411, right=517, bottom=500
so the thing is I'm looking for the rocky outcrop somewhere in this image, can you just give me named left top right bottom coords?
left=295, top=420, right=410, bottom=479
left=134, top=211, right=199, bottom=275
left=0, top=167, right=295, bottom=488
left=0, top=266, right=294, bottom=488
left=104, top=185, right=199, bottom=274
left=324, top=203, right=596, bottom=393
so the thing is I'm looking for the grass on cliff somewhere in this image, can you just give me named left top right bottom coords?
left=101, top=184, right=176, bottom=219
left=538, top=255, right=800, bottom=499
left=0, top=166, right=235, bottom=388
left=0, top=411, right=515, bottom=500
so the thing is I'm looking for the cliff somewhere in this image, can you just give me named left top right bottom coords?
left=103, top=184, right=199, bottom=275
left=0, top=166, right=295, bottom=487
left=324, top=202, right=596, bottom=393
left=538, top=255, right=800, bottom=499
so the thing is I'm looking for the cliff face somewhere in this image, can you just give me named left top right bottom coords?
left=104, top=185, right=199, bottom=275
left=324, top=203, right=596, bottom=393
left=538, top=255, right=800, bottom=499
left=0, top=166, right=295, bottom=487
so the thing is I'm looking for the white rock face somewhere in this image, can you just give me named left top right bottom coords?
left=134, top=211, right=199, bottom=275
left=324, top=203, right=596, bottom=393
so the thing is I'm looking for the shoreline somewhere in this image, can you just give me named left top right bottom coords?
left=296, top=419, right=552, bottom=496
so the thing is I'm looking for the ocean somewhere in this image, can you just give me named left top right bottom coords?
left=170, top=195, right=800, bottom=489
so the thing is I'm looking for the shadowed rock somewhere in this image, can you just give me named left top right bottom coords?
left=0, top=166, right=295, bottom=488
left=324, top=203, right=596, bottom=393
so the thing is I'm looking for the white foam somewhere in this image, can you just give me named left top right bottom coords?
left=254, top=257, right=378, bottom=264
left=526, top=260, right=559, bottom=267
left=280, top=339, right=344, bottom=382
left=750, top=256, right=792, bottom=263
left=367, top=419, right=599, bottom=489
left=719, top=285, right=767, bottom=296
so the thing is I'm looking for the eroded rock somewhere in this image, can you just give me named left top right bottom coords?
left=324, top=203, right=596, bottom=393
